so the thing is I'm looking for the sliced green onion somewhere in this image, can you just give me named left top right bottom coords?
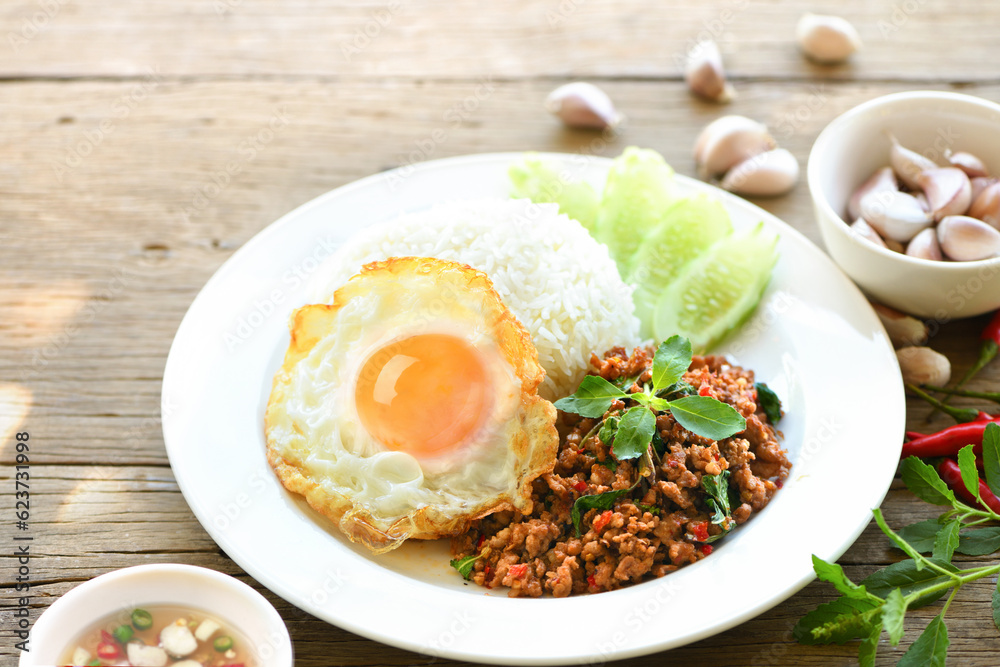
left=214, top=635, right=233, bottom=652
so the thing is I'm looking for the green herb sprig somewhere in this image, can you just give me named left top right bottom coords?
left=796, top=423, right=1000, bottom=666
left=701, top=469, right=735, bottom=542
left=554, top=336, right=747, bottom=461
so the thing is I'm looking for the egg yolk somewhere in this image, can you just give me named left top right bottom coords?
left=355, top=334, right=491, bottom=458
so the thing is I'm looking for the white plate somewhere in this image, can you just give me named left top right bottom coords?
left=162, top=153, right=904, bottom=665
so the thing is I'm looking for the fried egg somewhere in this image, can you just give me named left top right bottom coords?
left=265, top=256, right=558, bottom=554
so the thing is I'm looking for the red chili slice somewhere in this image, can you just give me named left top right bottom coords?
left=573, top=480, right=588, bottom=492
left=509, top=563, right=528, bottom=579
left=96, top=641, right=123, bottom=660
left=593, top=510, right=613, bottom=532
left=690, top=521, right=710, bottom=542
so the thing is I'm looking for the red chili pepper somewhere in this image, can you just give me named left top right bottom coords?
left=698, top=384, right=714, bottom=397
left=573, top=480, right=588, bottom=492
left=938, top=458, right=1000, bottom=514
left=667, top=459, right=679, bottom=468
left=593, top=510, right=613, bottom=532
left=587, top=574, right=597, bottom=589
left=475, top=534, right=485, bottom=550
left=96, top=640, right=123, bottom=661
left=701, top=544, right=713, bottom=555
left=900, top=417, right=1000, bottom=459
left=690, top=521, right=709, bottom=542
left=508, top=563, right=528, bottom=578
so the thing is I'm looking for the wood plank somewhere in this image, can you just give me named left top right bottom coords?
left=1, top=1, right=998, bottom=82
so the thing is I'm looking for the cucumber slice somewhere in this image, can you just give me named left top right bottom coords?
left=653, top=223, right=779, bottom=352
left=595, top=147, right=676, bottom=273
left=509, top=155, right=600, bottom=232
left=627, top=194, right=733, bottom=338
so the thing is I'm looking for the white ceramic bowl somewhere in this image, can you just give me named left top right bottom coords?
left=808, top=90, right=1000, bottom=319
left=18, top=564, right=293, bottom=666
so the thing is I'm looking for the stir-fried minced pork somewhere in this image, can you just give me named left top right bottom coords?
left=450, top=346, right=791, bottom=597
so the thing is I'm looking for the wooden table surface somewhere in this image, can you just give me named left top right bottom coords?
left=2, top=1, right=1000, bottom=665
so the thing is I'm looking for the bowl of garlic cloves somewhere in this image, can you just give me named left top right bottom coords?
left=808, top=90, right=1000, bottom=319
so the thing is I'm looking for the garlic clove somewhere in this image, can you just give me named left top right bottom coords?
left=906, top=227, right=943, bottom=261
left=946, top=150, right=990, bottom=178
left=968, top=181, right=1000, bottom=230
left=796, top=13, right=862, bottom=64
left=872, top=302, right=929, bottom=347
left=720, top=148, right=799, bottom=196
left=847, top=166, right=898, bottom=221
left=544, top=82, right=622, bottom=130
left=849, top=218, right=887, bottom=249
left=887, top=133, right=938, bottom=190
left=693, top=115, right=776, bottom=178
left=937, top=215, right=1000, bottom=261
left=885, top=237, right=905, bottom=253
left=896, top=346, right=951, bottom=386
left=860, top=190, right=933, bottom=242
left=970, top=176, right=998, bottom=203
left=916, top=167, right=972, bottom=221
left=685, top=40, right=734, bottom=103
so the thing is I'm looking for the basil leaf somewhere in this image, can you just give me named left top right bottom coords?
left=897, top=614, right=949, bottom=667
left=647, top=396, right=670, bottom=412
left=598, top=415, right=620, bottom=447
left=449, top=554, right=481, bottom=580
left=650, top=429, right=666, bottom=457
left=702, top=470, right=731, bottom=524
left=611, top=406, right=656, bottom=461
left=858, top=624, right=881, bottom=667
left=668, top=395, right=746, bottom=441
left=881, top=588, right=908, bottom=646
left=861, top=558, right=958, bottom=608
left=792, top=596, right=881, bottom=645
left=956, top=526, right=1000, bottom=556
left=983, top=422, right=1000, bottom=499
left=932, top=518, right=961, bottom=562
left=873, top=508, right=928, bottom=569
left=659, top=379, right=697, bottom=399
left=900, top=456, right=957, bottom=506
left=629, top=391, right=650, bottom=407
left=554, top=375, right=626, bottom=418
left=651, top=335, right=691, bottom=391
left=897, top=519, right=943, bottom=553
left=755, top=381, right=783, bottom=424
left=812, top=556, right=877, bottom=601
left=993, top=577, right=1000, bottom=633
left=571, top=487, right=631, bottom=537
left=957, top=443, right=982, bottom=502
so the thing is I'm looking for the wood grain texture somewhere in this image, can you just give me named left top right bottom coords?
left=2, top=1, right=1000, bottom=665
left=1, top=0, right=999, bottom=82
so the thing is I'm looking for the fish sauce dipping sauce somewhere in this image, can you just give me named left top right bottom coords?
left=59, top=605, right=254, bottom=666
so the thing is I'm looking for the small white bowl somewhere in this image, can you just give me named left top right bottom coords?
left=808, top=90, right=1000, bottom=319
left=19, top=564, right=293, bottom=666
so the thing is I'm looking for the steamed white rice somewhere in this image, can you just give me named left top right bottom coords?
left=310, top=198, right=642, bottom=400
